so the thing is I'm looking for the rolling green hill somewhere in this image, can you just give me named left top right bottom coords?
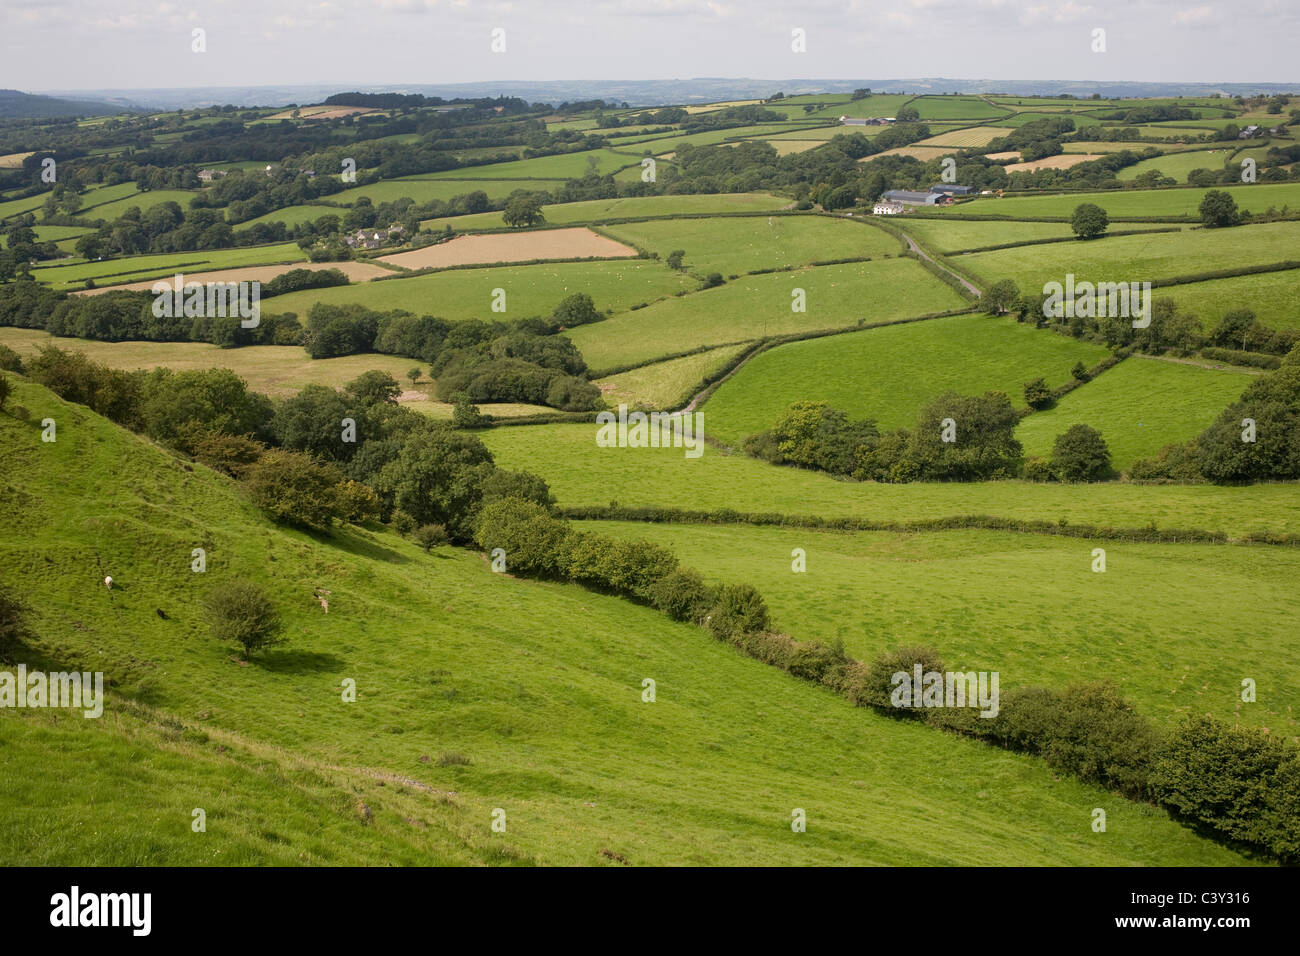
left=0, top=377, right=1251, bottom=866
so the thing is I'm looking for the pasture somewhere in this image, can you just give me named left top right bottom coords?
left=479, top=422, right=1299, bottom=538
left=1014, top=356, right=1253, bottom=470
left=420, top=192, right=790, bottom=231
left=267, top=258, right=694, bottom=320
left=959, top=220, right=1300, bottom=292
left=595, top=214, right=900, bottom=276
left=565, top=257, right=971, bottom=371
left=702, top=314, right=1110, bottom=441
left=588, top=521, right=1300, bottom=733
left=596, top=343, right=750, bottom=409
left=377, top=228, right=638, bottom=270
left=931, top=182, right=1300, bottom=219
left=31, top=242, right=310, bottom=289
left=1153, top=268, right=1300, bottom=331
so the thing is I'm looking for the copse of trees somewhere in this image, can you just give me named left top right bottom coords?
left=744, top=392, right=1024, bottom=483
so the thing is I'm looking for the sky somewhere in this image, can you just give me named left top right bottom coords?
left=2, top=0, right=1297, bottom=92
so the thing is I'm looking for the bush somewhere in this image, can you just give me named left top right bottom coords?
left=192, top=432, right=266, bottom=477
left=1023, top=377, right=1052, bottom=409
left=854, top=646, right=946, bottom=712
left=552, top=292, right=601, bottom=327
left=1199, top=189, right=1240, bottom=228
left=1051, top=424, right=1113, bottom=481
left=989, top=683, right=1157, bottom=798
left=243, top=450, right=346, bottom=529
left=414, top=523, right=449, bottom=551
left=0, top=373, right=9, bottom=412
left=472, top=497, right=574, bottom=577
left=646, top=568, right=714, bottom=623
left=1070, top=360, right=1089, bottom=382
left=0, top=344, right=23, bottom=373
left=703, top=272, right=724, bottom=288
left=1150, top=715, right=1300, bottom=860
left=203, top=579, right=284, bottom=659
left=391, top=509, right=417, bottom=535
left=704, top=583, right=770, bottom=640
left=0, top=587, right=33, bottom=662
left=1021, top=456, right=1057, bottom=482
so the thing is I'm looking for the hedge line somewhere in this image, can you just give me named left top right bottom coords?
left=557, top=504, right=1286, bottom=546
left=1198, top=347, right=1282, bottom=370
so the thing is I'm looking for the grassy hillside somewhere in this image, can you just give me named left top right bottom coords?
left=479, top=423, right=1299, bottom=538
left=702, top=315, right=1110, bottom=442
left=932, top=182, right=1300, bottom=219
left=589, top=521, right=1300, bottom=733
left=0, top=377, right=1251, bottom=866
left=1015, top=356, right=1253, bottom=470
left=423, top=193, right=790, bottom=231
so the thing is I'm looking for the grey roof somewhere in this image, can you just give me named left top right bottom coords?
left=882, top=189, right=939, bottom=204
left=930, top=184, right=974, bottom=194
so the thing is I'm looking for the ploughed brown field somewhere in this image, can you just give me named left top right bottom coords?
left=377, top=226, right=639, bottom=270
left=72, top=260, right=393, bottom=295
left=1003, top=154, right=1106, bottom=172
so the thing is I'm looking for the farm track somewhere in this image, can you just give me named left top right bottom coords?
left=898, top=229, right=983, bottom=297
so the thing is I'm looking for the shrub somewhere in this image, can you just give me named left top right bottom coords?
left=0, top=373, right=9, bottom=412
left=192, top=432, right=266, bottom=477
left=646, top=568, right=714, bottom=623
left=855, top=646, right=946, bottom=712
left=472, top=497, right=574, bottom=577
left=1021, top=456, right=1057, bottom=482
left=989, top=683, right=1157, bottom=798
left=703, top=272, right=724, bottom=288
left=1070, top=360, right=1089, bottom=382
left=243, top=450, right=345, bottom=529
left=414, top=523, right=449, bottom=551
left=704, top=583, right=770, bottom=640
left=334, top=479, right=381, bottom=523
left=1051, top=424, right=1113, bottom=481
left=0, top=587, right=33, bottom=662
left=0, top=344, right=23, bottom=373
left=391, top=509, right=417, bottom=535
left=985, top=279, right=1020, bottom=315
left=1023, top=377, right=1052, bottom=410
left=203, top=579, right=283, bottom=659
left=552, top=292, right=600, bottom=327
left=1199, top=189, right=1240, bottom=228
left=1151, top=715, right=1300, bottom=861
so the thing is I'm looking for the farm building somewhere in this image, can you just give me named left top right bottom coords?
left=345, top=222, right=407, bottom=250
left=197, top=169, right=226, bottom=182
left=872, top=200, right=905, bottom=215
left=839, top=116, right=894, bottom=126
left=882, top=189, right=945, bottom=206
left=930, top=184, right=975, bottom=196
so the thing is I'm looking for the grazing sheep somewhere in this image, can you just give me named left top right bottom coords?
left=103, top=576, right=113, bottom=590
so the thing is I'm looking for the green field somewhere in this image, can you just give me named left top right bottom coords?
left=567, top=258, right=971, bottom=371
left=268, top=258, right=693, bottom=319
left=899, top=219, right=1079, bottom=253
left=480, top=423, right=1299, bottom=539
left=806, top=94, right=916, bottom=120
left=589, top=521, right=1300, bottom=733
left=621, top=125, right=811, bottom=156
left=1117, top=150, right=1233, bottom=183
left=422, top=192, right=791, bottom=230
left=597, top=343, right=750, bottom=409
left=931, top=182, right=1300, bottom=219
left=30, top=242, right=307, bottom=289
left=998, top=112, right=1102, bottom=129
left=233, top=203, right=341, bottom=230
left=83, top=188, right=199, bottom=221
left=597, top=215, right=900, bottom=276
left=909, top=97, right=1014, bottom=120
left=1015, top=356, right=1253, bottom=470
left=331, top=179, right=558, bottom=206
left=412, top=147, right=634, bottom=180
left=1153, top=268, right=1300, bottom=331
left=0, top=378, right=1250, bottom=867
left=960, top=220, right=1300, bottom=292
left=1, top=182, right=140, bottom=222
left=703, top=314, right=1110, bottom=442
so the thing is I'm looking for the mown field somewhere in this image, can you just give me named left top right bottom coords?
left=702, top=314, right=1110, bottom=442
left=566, top=258, right=971, bottom=371
left=0, top=379, right=1249, bottom=867
left=479, top=423, right=1299, bottom=539
left=82, top=188, right=198, bottom=221
left=959, top=220, right=1300, bottom=291
left=412, top=148, right=634, bottom=180
left=268, top=258, right=694, bottom=319
left=331, top=178, right=560, bottom=206
left=1014, top=356, right=1253, bottom=470
left=596, top=214, right=900, bottom=276
left=589, top=521, right=1300, bottom=733
left=422, top=192, right=790, bottom=231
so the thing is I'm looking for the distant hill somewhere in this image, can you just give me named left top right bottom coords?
left=0, top=89, right=122, bottom=119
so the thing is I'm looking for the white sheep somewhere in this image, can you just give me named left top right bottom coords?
left=104, top=576, right=113, bottom=590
